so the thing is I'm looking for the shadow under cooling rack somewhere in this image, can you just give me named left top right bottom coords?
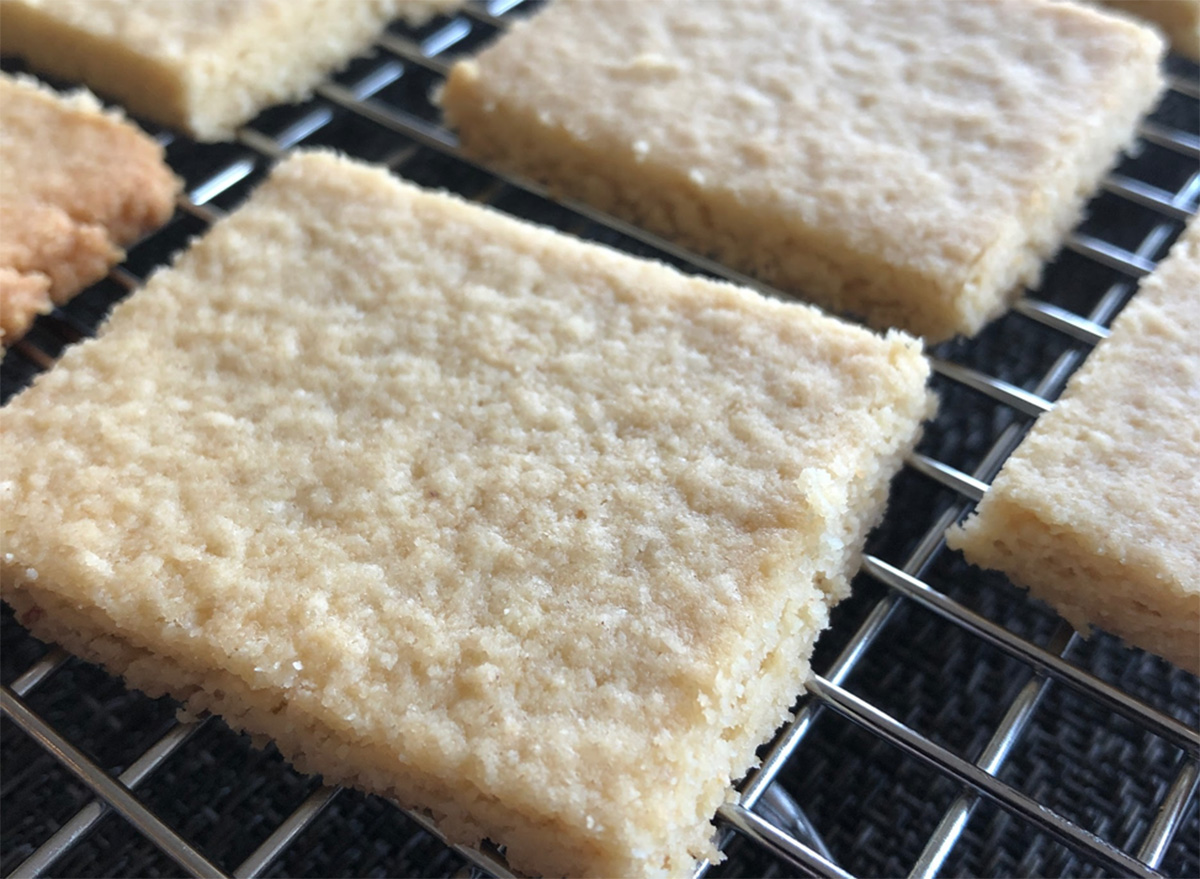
left=2, top=2, right=1199, bottom=877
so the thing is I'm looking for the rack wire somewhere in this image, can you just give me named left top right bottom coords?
left=2, top=1, right=1198, bottom=876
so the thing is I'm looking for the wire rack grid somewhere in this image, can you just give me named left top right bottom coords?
left=1, top=1, right=1198, bottom=877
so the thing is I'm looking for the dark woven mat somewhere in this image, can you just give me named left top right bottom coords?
left=3, top=7, right=1199, bottom=877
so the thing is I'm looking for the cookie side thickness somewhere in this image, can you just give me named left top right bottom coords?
left=0, top=0, right=464, bottom=140
left=0, top=151, right=932, bottom=876
left=949, top=223, right=1200, bottom=675
left=0, top=72, right=179, bottom=342
left=441, top=0, right=1165, bottom=340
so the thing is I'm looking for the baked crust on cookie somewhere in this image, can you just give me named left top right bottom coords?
left=443, top=0, right=1164, bottom=340
left=0, top=72, right=179, bottom=343
left=0, top=0, right=464, bottom=140
left=951, top=222, right=1200, bottom=675
left=2, top=151, right=933, bottom=876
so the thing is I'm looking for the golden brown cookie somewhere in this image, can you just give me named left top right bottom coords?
left=1, top=151, right=933, bottom=877
left=951, top=222, right=1200, bottom=675
left=0, top=73, right=179, bottom=343
left=443, top=0, right=1165, bottom=340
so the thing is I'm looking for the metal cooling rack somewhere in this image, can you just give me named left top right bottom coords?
left=2, top=1, right=1198, bottom=876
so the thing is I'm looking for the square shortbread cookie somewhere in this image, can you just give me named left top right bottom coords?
left=0, top=72, right=179, bottom=343
left=0, top=0, right=463, bottom=140
left=1, top=151, right=932, bottom=877
left=441, top=0, right=1165, bottom=340
left=949, top=222, right=1200, bottom=676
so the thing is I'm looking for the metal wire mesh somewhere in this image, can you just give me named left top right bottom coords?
left=2, top=1, right=1198, bottom=876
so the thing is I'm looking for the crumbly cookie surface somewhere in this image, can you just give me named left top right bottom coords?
left=0, top=0, right=464, bottom=139
left=0, top=72, right=179, bottom=343
left=442, top=0, right=1164, bottom=339
left=950, top=222, right=1200, bottom=675
left=1, top=152, right=932, bottom=876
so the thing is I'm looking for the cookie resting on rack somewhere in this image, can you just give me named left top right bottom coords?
left=0, top=0, right=464, bottom=141
left=0, top=151, right=933, bottom=877
left=0, top=72, right=179, bottom=344
left=441, top=0, right=1165, bottom=340
left=950, top=221, right=1200, bottom=676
